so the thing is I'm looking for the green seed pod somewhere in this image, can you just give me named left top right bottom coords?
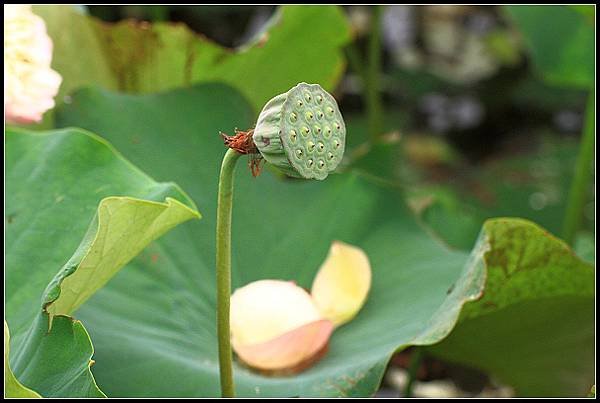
left=252, top=82, right=346, bottom=180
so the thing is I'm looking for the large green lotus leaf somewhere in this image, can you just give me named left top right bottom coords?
left=505, top=5, right=594, bottom=89
left=428, top=219, right=594, bottom=396
left=33, top=5, right=350, bottom=112
left=56, top=85, right=475, bottom=397
left=5, top=127, right=199, bottom=396
left=57, top=84, right=594, bottom=397
left=9, top=313, right=105, bottom=398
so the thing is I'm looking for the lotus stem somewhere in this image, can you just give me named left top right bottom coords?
left=214, top=83, right=346, bottom=396
left=215, top=148, right=241, bottom=397
left=562, top=90, right=595, bottom=245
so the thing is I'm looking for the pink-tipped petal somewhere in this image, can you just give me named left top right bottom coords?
left=233, top=319, right=334, bottom=373
left=230, top=279, right=322, bottom=347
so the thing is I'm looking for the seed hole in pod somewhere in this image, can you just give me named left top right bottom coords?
left=307, top=141, right=315, bottom=151
left=326, top=106, right=334, bottom=116
left=327, top=152, right=334, bottom=160
left=305, top=111, right=314, bottom=121
left=317, top=142, right=325, bottom=152
left=324, top=126, right=332, bottom=138
left=289, top=129, right=297, bottom=142
left=317, top=160, right=325, bottom=169
left=295, top=149, right=303, bottom=159
left=316, top=110, right=324, bottom=120
left=301, top=126, right=310, bottom=136
left=334, top=139, right=341, bottom=149
left=316, top=94, right=323, bottom=104
left=307, top=158, right=314, bottom=168
left=334, top=122, right=341, bottom=131
left=304, top=92, right=312, bottom=102
left=296, top=99, right=304, bottom=108
left=290, top=112, right=298, bottom=123
left=314, top=125, right=322, bottom=135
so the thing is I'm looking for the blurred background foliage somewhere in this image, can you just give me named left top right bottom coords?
left=72, top=5, right=593, bottom=252
left=26, top=4, right=595, bottom=398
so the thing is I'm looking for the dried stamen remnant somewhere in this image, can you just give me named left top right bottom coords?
left=221, top=128, right=264, bottom=177
left=221, top=128, right=257, bottom=154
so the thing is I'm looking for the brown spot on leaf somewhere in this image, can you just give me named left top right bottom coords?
left=184, top=35, right=197, bottom=85
left=94, top=18, right=161, bottom=92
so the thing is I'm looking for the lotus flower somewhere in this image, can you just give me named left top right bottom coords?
left=4, top=5, right=62, bottom=124
left=230, top=241, right=371, bottom=373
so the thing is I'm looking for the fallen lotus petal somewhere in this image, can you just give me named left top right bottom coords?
left=233, top=319, right=334, bottom=373
left=230, top=279, right=323, bottom=346
left=230, top=280, right=333, bottom=372
left=230, top=242, right=371, bottom=373
left=311, top=241, right=372, bottom=326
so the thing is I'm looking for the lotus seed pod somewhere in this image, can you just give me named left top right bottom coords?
left=252, top=82, right=346, bottom=180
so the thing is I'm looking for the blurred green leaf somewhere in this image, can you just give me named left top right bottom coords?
left=505, top=5, right=594, bottom=88
left=406, top=135, right=593, bottom=251
left=33, top=6, right=118, bottom=104
left=5, top=127, right=198, bottom=397
left=389, top=67, right=455, bottom=100
left=509, top=75, right=588, bottom=111
left=34, top=5, right=350, bottom=112
left=407, top=186, right=485, bottom=250
left=569, top=5, right=595, bottom=23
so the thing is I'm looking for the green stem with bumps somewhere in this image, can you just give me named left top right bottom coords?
left=562, top=90, right=595, bottom=245
left=216, top=148, right=241, bottom=398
